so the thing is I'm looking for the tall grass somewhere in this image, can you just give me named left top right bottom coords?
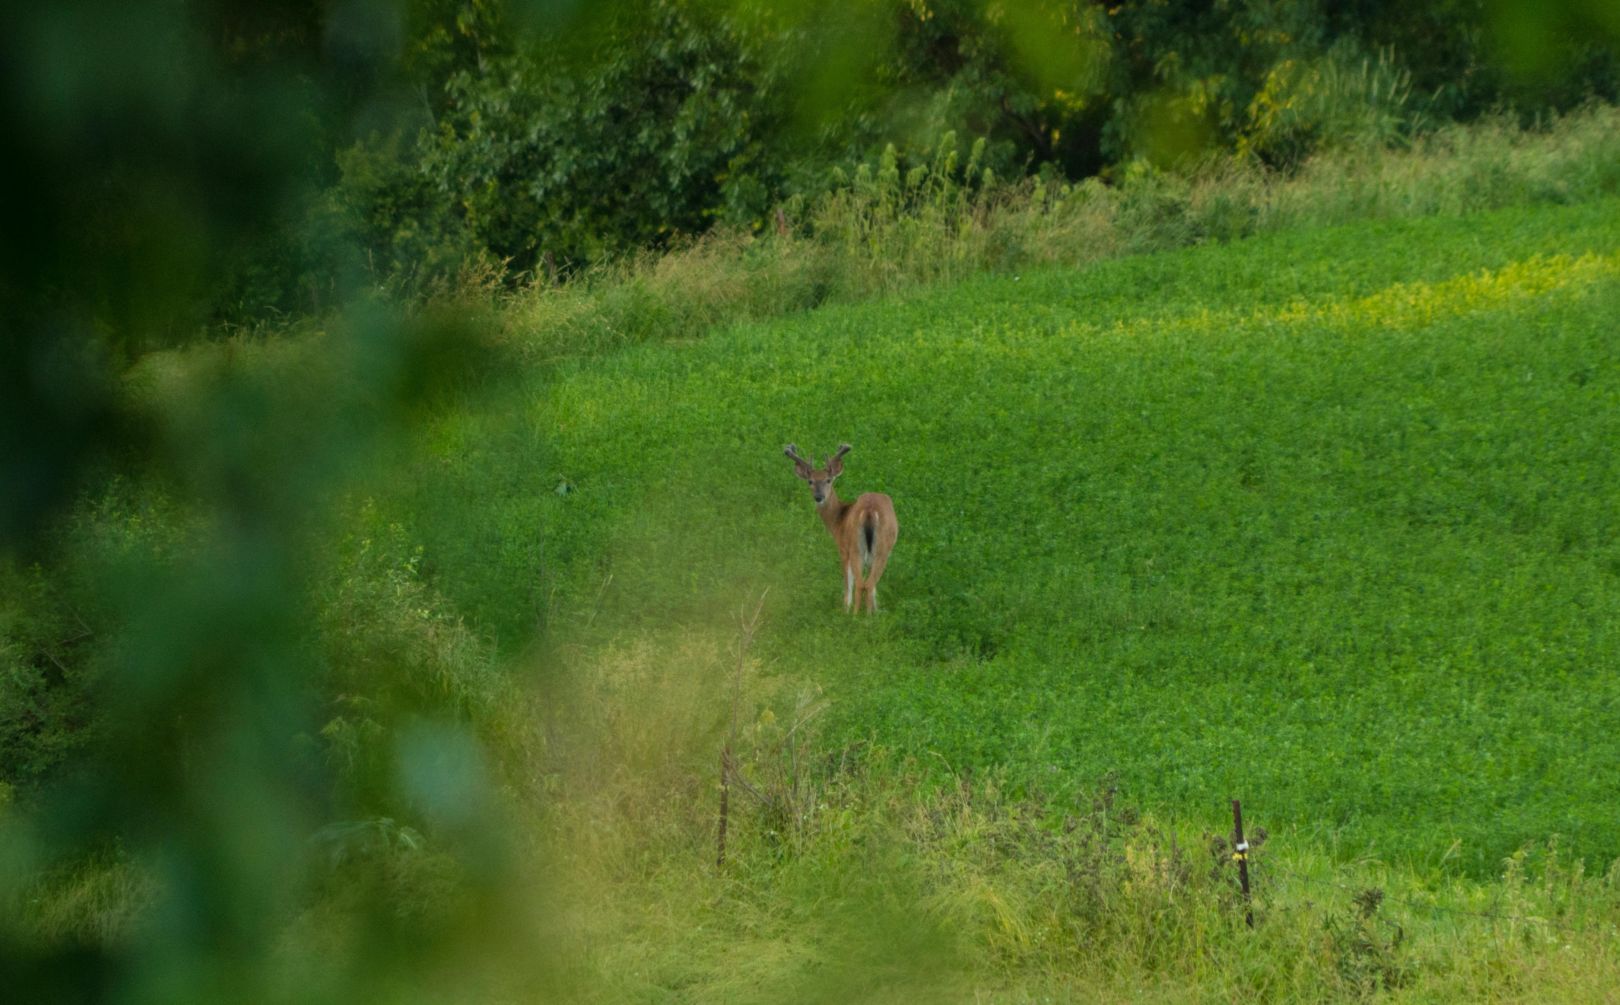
left=530, top=619, right=1620, bottom=1003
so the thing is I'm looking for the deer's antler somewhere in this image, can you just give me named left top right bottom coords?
left=827, top=443, right=852, bottom=474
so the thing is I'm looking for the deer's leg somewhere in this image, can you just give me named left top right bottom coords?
left=863, top=548, right=891, bottom=613
left=844, top=562, right=856, bottom=613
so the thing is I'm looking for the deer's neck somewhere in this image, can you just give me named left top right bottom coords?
left=817, top=488, right=849, bottom=536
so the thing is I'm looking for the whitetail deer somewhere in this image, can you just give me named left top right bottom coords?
left=784, top=443, right=898, bottom=613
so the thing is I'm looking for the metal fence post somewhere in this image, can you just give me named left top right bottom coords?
left=1233, top=799, right=1253, bottom=927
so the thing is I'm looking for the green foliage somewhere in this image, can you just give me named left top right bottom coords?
left=341, top=0, right=789, bottom=277
left=329, top=0, right=1620, bottom=289
left=0, top=563, right=95, bottom=787
left=0, top=303, right=546, bottom=1000
left=1241, top=42, right=1426, bottom=168
left=6, top=1, right=1620, bottom=992
left=1346, top=0, right=1620, bottom=120
left=1324, top=887, right=1414, bottom=995
left=7, top=0, right=1619, bottom=337
left=8, top=125, right=1620, bottom=1003
left=314, top=503, right=510, bottom=818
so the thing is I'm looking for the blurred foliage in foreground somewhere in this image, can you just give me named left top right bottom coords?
left=0, top=2, right=532, bottom=998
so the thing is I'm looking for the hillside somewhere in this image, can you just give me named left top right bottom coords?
left=379, top=198, right=1620, bottom=878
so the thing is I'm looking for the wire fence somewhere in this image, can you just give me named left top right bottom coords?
left=1227, top=801, right=1613, bottom=937
left=1257, top=863, right=1595, bottom=934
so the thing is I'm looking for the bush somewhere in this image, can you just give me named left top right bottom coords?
left=0, top=562, right=96, bottom=788
left=337, top=1, right=788, bottom=282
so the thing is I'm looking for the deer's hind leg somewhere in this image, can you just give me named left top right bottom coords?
left=862, top=550, right=890, bottom=613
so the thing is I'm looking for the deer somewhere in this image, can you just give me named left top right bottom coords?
left=784, top=443, right=899, bottom=614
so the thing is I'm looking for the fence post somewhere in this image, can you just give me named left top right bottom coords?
left=717, top=746, right=730, bottom=869
left=1232, top=799, right=1253, bottom=927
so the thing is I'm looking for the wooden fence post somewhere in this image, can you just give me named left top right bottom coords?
left=717, top=746, right=730, bottom=869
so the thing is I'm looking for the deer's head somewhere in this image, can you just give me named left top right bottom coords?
left=784, top=443, right=850, bottom=506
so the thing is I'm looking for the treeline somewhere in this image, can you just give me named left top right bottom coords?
left=304, top=0, right=1620, bottom=302
left=15, top=2, right=1620, bottom=344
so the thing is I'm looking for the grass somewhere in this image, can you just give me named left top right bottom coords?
left=412, top=194, right=1620, bottom=999
left=387, top=197, right=1620, bottom=880
left=537, top=760, right=1620, bottom=1002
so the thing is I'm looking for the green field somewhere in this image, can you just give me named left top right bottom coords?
left=387, top=198, right=1620, bottom=878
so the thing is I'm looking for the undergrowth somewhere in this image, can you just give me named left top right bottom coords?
left=527, top=621, right=1620, bottom=1003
